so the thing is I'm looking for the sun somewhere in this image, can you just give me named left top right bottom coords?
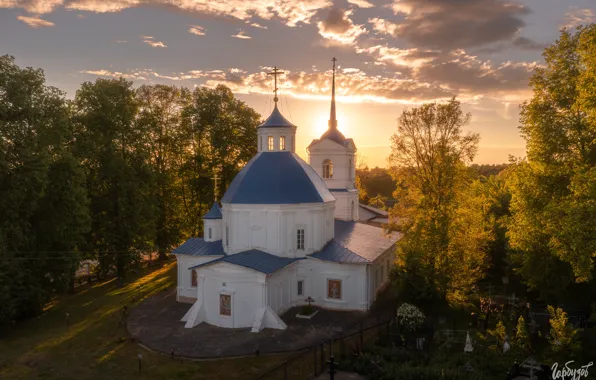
left=315, top=113, right=348, bottom=137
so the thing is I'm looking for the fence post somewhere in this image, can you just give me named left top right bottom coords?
left=320, top=342, right=325, bottom=374
left=313, top=345, right=317, bottom=376
left=360, top=321, right=364, bottom=349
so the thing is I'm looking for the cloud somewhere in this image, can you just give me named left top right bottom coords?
left=231, top=30, right=251, bottom=39
left=142, top=36, right=167, bottom=47
left=16, top=15, right=55, bottom=27
left=346, top=0, right=374, bottom=8
left=359, top=44, right=538, bottom=100
left=317, top=7, right=366, bottom=45
left=249, top=22, right=267, bottom=29
left=562, top=7, right=595, bottom=30
left=512, top=36, right=545, bottom=51
left=1, top=0, right=332, bottom=27
left=188, top=25, right=205, bottom=35
left=414, top=50, right=539, bottom=96
left=113, top=40, right=127, bottom=43
left=1, top=0, right=64, bottom=14
left=378, top=0, right=530, bottom=50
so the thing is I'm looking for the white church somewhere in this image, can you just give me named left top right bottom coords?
left=173, top=60, right=400, bottom=332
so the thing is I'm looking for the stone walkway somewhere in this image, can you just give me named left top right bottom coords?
left=127, top=289, right=374, bottom=358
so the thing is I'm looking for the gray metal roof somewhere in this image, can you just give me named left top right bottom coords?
left=309, top=220, right=400, bottom=263
left=258, top=105, right=296, bottom=128
left=309, top=240, right=370, bottom=263
left=189, top=250, right=301, bottom=274
left=221, top=152, right=334, bottom=204
left=359, top=204, right=389, bottom=217
left=172, top=238, right=226, bottom=256
left=203, top=203, right=222, bottom=219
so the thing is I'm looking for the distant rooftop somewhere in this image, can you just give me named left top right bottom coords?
left=203, top=203, right=222, bottom=219
left=258, top=105, right=295, bottom=129
left=172, top=238, right=225, bottom=256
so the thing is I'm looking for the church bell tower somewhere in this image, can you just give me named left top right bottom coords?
left=307, top=58, right=358, bottom=221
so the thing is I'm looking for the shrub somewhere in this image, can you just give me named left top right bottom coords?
left=397, top=303, right=426, bottom=333
left=547, top=305, right=581, bottom=354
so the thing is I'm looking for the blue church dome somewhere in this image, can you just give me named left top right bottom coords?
left=221, top=152, right=334, bottom=204
left=258, top=105, right=296, bottom=129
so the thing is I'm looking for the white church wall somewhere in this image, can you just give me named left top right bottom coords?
left=222, top=203, right=335, bottom=258
left=367, top=245, right=397, bottom=306
left=198, top=263, right=267, bottom=328
left=175, top=254, right=221, bottom=303
left=266, top=265, right=295, bottom=315
left=331, top=191, right=359, bottom=221
left=299, top=258, right=368, bottom=311
left=203, top=219, right=222, bottom=242
left=308, top=139, right=356, bottom=190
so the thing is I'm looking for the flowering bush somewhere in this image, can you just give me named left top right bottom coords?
left=396, top=303, right=426, bottom=332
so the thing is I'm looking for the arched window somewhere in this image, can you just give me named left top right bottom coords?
left=280, top=136, right=286, bottom=150
left=268, top=136, right=274, bottom=151
left=323, top=159, right=333, bottom=179
left=259, top=136, right=262, bottom=151
left=351, top=200, right=355, bottom=220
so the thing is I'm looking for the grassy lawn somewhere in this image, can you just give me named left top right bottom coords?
left=0, top=262, right=285, bottom=380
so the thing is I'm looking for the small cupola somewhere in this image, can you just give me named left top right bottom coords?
left=257, top=67, right=297, bottom=153
left=203, top=202, right=222, bottom=242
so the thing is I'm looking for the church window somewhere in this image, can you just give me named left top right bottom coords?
left=191, top=270, right=197, bottom=287
left=226, top=225, right=229, bottom=246
left=297, top=280, right=304, bottom=296
left=208, top=227, right=212, bottom=239
left=268, top=136, right=274, bottom=151
left=219, top=294, right=231, bottom=316
left=323, top=159, right=333, bottom=178
left=296, top=229, right=305, bottom=250
left=351, top=201, right=355, bottom=220
left=259, top=136, right=262, bottom=151
left=327, top=279, right=342, bottom=300
left=280, top=136, right=286, bottom=150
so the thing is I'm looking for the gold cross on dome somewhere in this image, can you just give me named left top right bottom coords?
left=267, top=66, right=285, bottom=104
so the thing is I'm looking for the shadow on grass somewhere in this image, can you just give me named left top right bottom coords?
left=0, top=262, right=280, bottom=380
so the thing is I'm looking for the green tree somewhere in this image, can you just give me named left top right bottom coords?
left=547, top=305, right=581, bottom=354
left=73, top=78, right=156, bottom=279
left=515, top=316, right=530, bottom=350
left=0, top=55, right=89, bottom=327
left=507, top=25, right=596, bottom=306
left=181, top=85, right=259, bottom=235
left=388, top=98, right=491, bottom=307
left=136, top=84, right=191, bottom=259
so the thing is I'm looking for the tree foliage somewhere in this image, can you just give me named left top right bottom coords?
left=507, top=25, right=596, bottom=306
left=0, top=55, right=90, bottom=327
left=388, top=98, right=491, bottom=307
left=0, top=57, right=259, bottom=328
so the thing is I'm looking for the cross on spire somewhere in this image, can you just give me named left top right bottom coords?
left=211, top=171, right=220, bottom=202
left=267, top=66, right=284, bottom=105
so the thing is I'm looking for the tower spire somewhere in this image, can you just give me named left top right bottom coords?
left=329, top=57, right=338, bottom=130
left=268, top=66, right=284, bottom=107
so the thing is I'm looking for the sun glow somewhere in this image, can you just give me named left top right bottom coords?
left=315, top=113, right=348, bottom=137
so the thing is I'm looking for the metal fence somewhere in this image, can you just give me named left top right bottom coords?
left=253, top=318, right=393, bottom=380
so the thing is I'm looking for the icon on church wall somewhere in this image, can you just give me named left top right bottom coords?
left=220, top=294, right=231, bottom=316
left=327, top=279, right=342, bottom=300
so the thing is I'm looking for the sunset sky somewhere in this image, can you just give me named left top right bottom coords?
left=1, top=0, right=595, bottom=167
